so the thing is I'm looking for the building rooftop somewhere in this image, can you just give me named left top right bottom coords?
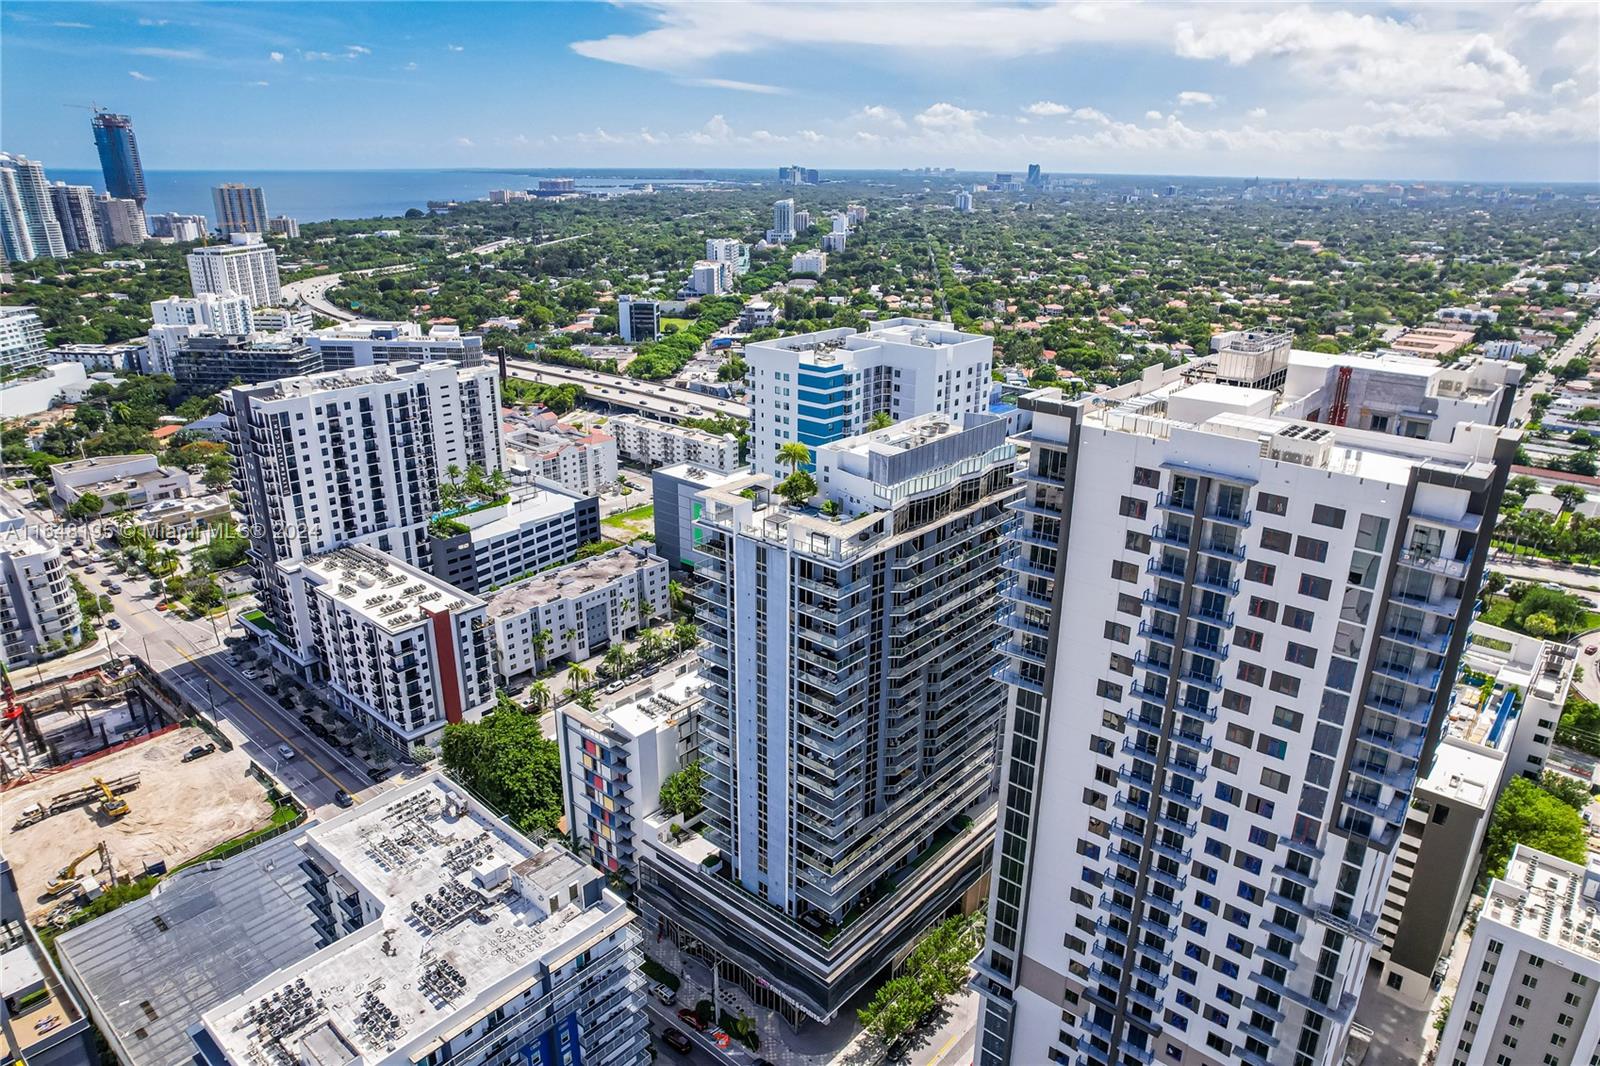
left=484, top=545, right=659, bottom=617
left=49, top=452, right=155, bottom=475
left=567, top=671, right=705, bottom=742
left=654, top=461, right=746, bottom=487
left=53, top=832, right=324, bottom=1066
left=1418, top=737, right=1500, bottom=810
left=299, top=546, right=483, bottom=631
left=1482, top=846, right=1600, bottom=961
left=239, top=359, right=461, bottom=401
left=197, top=774, right=626, bottom=1066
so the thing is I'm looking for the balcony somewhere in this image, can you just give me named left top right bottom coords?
left=1177, top=669, right=1224, bottom=693
left=1169, top=730, right=1213, bottom=756
left=1362, top=694, right=1432, bottom=726
left=1355, top=726, right=1425, bottom=760
left=1118, top=763, right=1157, bottom=788
left=1141, top=588, right=1185, bottom=614
left=1154, top=809, right=1197, bottom=838
left=1341, top=790, right=1407, bottom=825
left=1133, top=938, right=1174, bottom=968
left=1099, top=893, right=1137, bottom=923
left=1197, top=537, right=1248, bottom=562
left=999, top=640, right=1051, bottom=667
left=1205, top=505, right=1253, bottom=529
left=1145, top=557, right=1187, bottom=581
left=1188, top=603, right=1235, bottom=628
left=1155, top=491, right=1197, bottom=515
left=1397, top=549, right=1470, bottom=580
left=1132, top=652, right=1173, bottom=678
left=1146, top=864, right=1187, bottom=894
left=992, top=663, right=1047, bottom=695
left=1380, top=624, right=1453, bottom=654
left=1192, top=571, right=1241, bottom=597
left=1148, top=837, right=1192, bottom=865
left=1151, top=523, right=1193, bottom=550
left=1137, top=620, right=1177, bottom=646
left=1349, top=759, right=1417, bottom=793
left=1115, top=791, right=1152, bottom=817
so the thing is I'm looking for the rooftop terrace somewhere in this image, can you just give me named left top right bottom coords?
left=1484, top=846, right=1600, bottom=962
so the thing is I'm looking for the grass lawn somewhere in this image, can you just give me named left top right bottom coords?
left=603, top=503, right=655, bottom=526
left=661, top=317, right=694, bottom=332
left=1479, top=594, right=1600, bottom=637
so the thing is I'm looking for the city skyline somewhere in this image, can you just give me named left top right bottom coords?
left=1, top=2, right=1597, bottom=182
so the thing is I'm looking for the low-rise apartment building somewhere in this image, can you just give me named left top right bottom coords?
left=0, top=508, right=81, bottom=665
left=483, top=544, right=669, bottom=680
left=505, top=422, right=619, bottom=497
left=608, top=413, right=740, bottom=473
left=173, top=333, right=322, bottom=390
left=425, top=484, right=601, bottom=596
left=306, top=321, right=484, bottom=368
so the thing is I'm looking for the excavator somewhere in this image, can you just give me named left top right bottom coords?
left=45, top=841, right=112, bottom=898
left=95, top=776, right=130, bottom=819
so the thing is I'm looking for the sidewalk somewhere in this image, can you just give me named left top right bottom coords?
left=642, top=936, right=978, bottom=1066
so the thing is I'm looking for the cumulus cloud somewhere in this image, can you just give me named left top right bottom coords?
left=447, top=43, right=464, bottom=52
left=454, top=136, right=475, bottom=148
left=346, top=44, right=370, bottom=55
left=1145, top=109, right=1165, bottom=121
left=1176, top=90, right=1216, bottom=108
left=269, top=51, right=284, bottom=62
left=854, top=104, right=907, bottom=129
left=915, top=102, right=988, bottom=131
left=1025, top=100, right=1072, bottom=116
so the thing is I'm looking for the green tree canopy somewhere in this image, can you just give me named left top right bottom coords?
left=659, top=759, right=706, bottom=819
left=1482, top=776, right=1588, bottom=881
left=440, top=707, right=564, bottom=836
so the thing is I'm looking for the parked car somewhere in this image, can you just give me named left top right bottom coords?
left=661, top=1030, right=693, bottom=1055
left=676, top=1009, right=707, bottom=1032
left=277, top=744, right=296, bottom=761
left=107, top=583, right=121, bottom=594
left=181, top=743, right=216, bottom=762
left=107, top=618, right=121, bottom=629
left=333, top=789, right=354, bottom=808
left=605, top=680, right=625, bottom=695
left=650, top=983, right=676, bottom=1006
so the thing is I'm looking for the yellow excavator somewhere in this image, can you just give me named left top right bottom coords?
left=45, top=841, right=112, bottom=897
left=96, top=776, right=130, bottom=819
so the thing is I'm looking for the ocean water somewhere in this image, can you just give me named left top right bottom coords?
left=48, top=168, right=770, bottom=224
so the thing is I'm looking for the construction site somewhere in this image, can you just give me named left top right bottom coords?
left=3, top=726, right=277, bottom=923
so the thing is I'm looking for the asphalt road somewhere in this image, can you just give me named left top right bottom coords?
left=506, top=357, right=750, bottom=422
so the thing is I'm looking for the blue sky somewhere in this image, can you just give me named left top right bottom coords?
left=3, top=1, right=1597, bottom=181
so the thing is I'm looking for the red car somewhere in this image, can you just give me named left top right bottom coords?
left=676, top=1008, right=708, bottom=1032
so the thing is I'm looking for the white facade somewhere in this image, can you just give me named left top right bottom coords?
left=0, top=508, right=82, bottom=665
left=618, top=295, right=659, bottom=344
left=212, top=183, right=268, bottom=235
left=821, top=232, right=846, bottom=253
left=745, top=318, right=994, bottom=477
left=1277, top=348, right=1520, bottom=441
left=224, top=360, right=504, bottom=665
left=267, top=215, right=299, bottom=238
left=49, top=182, right=104, bottom=254
left=277, top=546, right=494, bottom=746
left=51, top=453, right=193, bottom=512
left=426, top=486, right=600, bottom=595
left=957, top=190, right=975, bottom=213
left=1435, top=846, right=1600, bottom=1066
left=705, top=237, right=750, bottom=276
left=558, top=673, right=703, bottom=881
left=691, top=259, right=729, bottom=296
left=93, top=193, right=146, bottom=248
left=152, top=292, right=255, bottom=334
left=195, top=773, right=649, bottom=1066
left=187, top=233, right=282, bottom=306
left=789, top=249, right=827, bottom=276
left=485, top=545, right=669, bottom=679
left=608, top=413, right=740, bottom=473
left=0, top=305, right=48, bottom=375
left=0, top=154, right=67, bottom=261
left=505, top=424, right=619, bottom=496
left=146, top=212, right=207, bottom=242
left=306, top=321, right=483, bottom=368
left=769, top=198, right=796, bottom=243
left=250, top=305, right=314, bottom=333
left=47, top=341, right=145, bottom=372
left=974, top=375, right=1515, bottom=1066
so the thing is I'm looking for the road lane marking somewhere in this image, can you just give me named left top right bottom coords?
left=925, top=1024, right=966, bottom=1066
left=174, top=646, right=354, bottom=792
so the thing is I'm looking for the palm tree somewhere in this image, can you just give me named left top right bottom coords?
left=619, top=598, right=635, bottom=622
left=668, top=580, right=688, bottom=614
left=639, top=599, right=655, bottom=622
left=638, top=628, right=667, bottom=662
left=562, top=627, right=578, bottom=655
left=603, top=644, right=630, bottom=679
left=565, top=662, right=592, bottom=701
left=487, top=467, right=509, bottom=496
left=673, top=621, right=699, bottom=653
left=867, top=411, right=893, bottom=430
left=777, top=441, right=812, bottom=474
left=531, top=628, right=553, bottom=669
left=528, top=681, right=550, bottom=712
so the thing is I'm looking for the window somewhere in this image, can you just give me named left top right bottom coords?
left=1133, top=466, right=1160, bottom=488
left=1126, top=530, right=1152, bottom=553
left=1222, top=690, right=1252, bottom=714
left=1312, top=504, right=1346, bottom=528
left=1260, top=769, right=1291, bottom=793
left=1261, top=528, right=1292, bottom=553
left=1273, top=707, right=1304, bottom=732
left=1294, top=536, right=1329, bottom=563
left=1258, top=492, right=1288, bottom=516
left=1298, top=574, right=1331, bottom=601
left=1268, top=672, right=1301, bottom=697
left=1117, top=593, right=1142, bottom=616
left=1285, top=643, right=1318, bottom=668
left=1215, top=783, right=1241, bottom=805
left=1226, top=724, right=1256, bottom=747
left=1248, top=597, right=1278, bottom=622
left=1245, top=560, right=1276, bottom=584
left=1203, top=808, right=1230, bottom=830
left=1096, top=680, right=1123, bottom=701
left=1236, top=627, right=1264, bottom=652
left=1119, top=495, right=1148, bottom=519
left=1105, top=621, right=1130, bottom=643
left=1237, top=663, right=1266, bottom=686
left=1112, top=560, right=1139, bottom=583
left=1283, top=606, right=1316, bottom=631
left=1387, top=972, right=1404, bottom=990
left=1213, top=751, right=1241, bottom=773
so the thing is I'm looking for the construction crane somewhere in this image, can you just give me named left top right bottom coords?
left=96, top=776, right=131, bottom=819
left=45, top=841, right=111, bottom=897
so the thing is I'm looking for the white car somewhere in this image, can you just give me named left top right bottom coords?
left=278, top=744, right=296, bottom=761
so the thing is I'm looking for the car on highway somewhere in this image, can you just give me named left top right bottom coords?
left=278, top=744, right=296, bottom=761
left=661, top=1030, right=693, bottom=1055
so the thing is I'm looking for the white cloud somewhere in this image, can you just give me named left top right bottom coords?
left=269, top=51, right=284, bottom=62
left=126, top=46, right=206, bottom=60
left=52, top=21, right=92, bottom=29
left=1025, top=100, right=1072, bottom=116
left=916, top=102, right=988, bottom=131
left=1145, top=109, right=1165, bottom=121
left=1176, top=90, right=1216, bottom=108
left=346, top=44, right=370, bottom=55
left=687, top=114, right=735, bottom=144
left=681, top=77, right=787, bottom=94
left=799, top=129, right=823, bottom=143
left=404, top=61, right=418, bottom=71
left=454, top=136, right=475, bottom=148
left=136, top=17, right=169, bottom=26
left=127, top=70, right=152, bottom=80
left=248, top=80, right=270, bottom=87
left=447, top=43, right=464, bottom=52
left=854, top=104, right=907, bottom=129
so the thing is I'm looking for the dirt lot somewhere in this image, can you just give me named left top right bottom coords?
left=2, top=726, right=273, bottom=919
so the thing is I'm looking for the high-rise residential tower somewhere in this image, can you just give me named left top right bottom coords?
left=212, top=183, right=269, bottom=234
left=223, top=360, right=504, bottom=666
left=971, top=367, right=1516, bottom=1066
left=94, top=192, right=147, bottom=248
left=91, top=111, right=146, bottom=207
left=0, top=154, right=68, bottom=262
left=48, top=182, right=104, bottom=254
left=744, top=318, right=994, bottom=476
left=0, top=306, right=48, bottom=375
left=187, top=233, right=282, bottom=306
left=639, top=411, right=1018, bottom=1024
left=769, top=198, right=796, bottom=243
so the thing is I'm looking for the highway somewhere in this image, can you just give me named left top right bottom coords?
left=506, top=357, right=750, bottom=422
left=280, top=263, right=416, bottom=323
